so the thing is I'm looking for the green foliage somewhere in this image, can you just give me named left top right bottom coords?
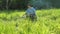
left=0, top=0, right=60, bottom=10
left=0, top=9, right=60, bottom=34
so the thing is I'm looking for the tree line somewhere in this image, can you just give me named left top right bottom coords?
left=0, top=0, right=60, bottom=10
left=0, top=0, right=28, bottom=10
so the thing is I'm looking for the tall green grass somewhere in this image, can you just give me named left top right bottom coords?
left=0, top=9, right=60, bottom=34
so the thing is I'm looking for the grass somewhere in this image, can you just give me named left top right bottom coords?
left=0, top=9, right=60, bottom=34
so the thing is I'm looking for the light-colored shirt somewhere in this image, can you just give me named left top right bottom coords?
left=26, top=7, right=36, bottom=15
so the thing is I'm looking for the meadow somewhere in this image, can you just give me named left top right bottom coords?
left=0, top=9, right=60, bottom=34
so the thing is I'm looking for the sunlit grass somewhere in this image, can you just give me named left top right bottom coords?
left=0, top=9, right=60, bottom=34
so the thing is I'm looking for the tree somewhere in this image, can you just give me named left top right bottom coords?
left=6, top=0, right=9, bottom=10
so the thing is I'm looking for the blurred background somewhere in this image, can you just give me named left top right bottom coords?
left=0, top=0, right=60, bottom=10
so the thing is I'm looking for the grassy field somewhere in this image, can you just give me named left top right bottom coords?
left=0, top=9, right=60, bottom=34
